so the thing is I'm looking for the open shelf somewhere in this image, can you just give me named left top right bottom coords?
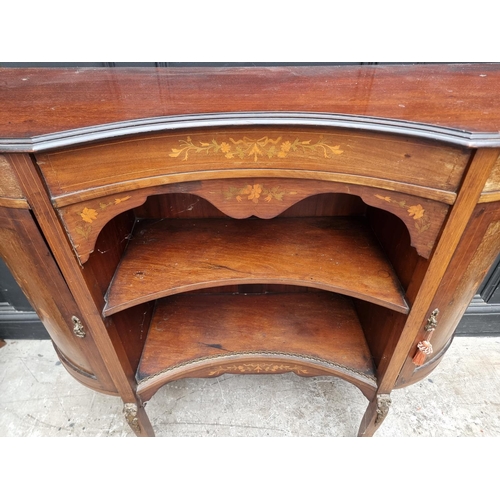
left=104, top=216, right=408, bottom=316
left=136, top=291, right=378, bottom=399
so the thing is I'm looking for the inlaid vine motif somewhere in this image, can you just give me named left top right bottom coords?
left=75, top=196, right=131, bottom=239
left=223, top=183, right=296, bottom=204
left=375, top=194, right=431, bottom=233
left=208, top=363, right=309, bottom=376
left=169, top=135, right=344, bottom=162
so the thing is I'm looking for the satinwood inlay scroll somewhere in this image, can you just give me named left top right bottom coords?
left=59, top=193, right=147, bottom=263
left=223, top=183, right=289, bottom=204
left=137, top=351, right=379, bottom=402
left=169, top=135, right=344, bottom=162
left=58, top=178, right=448, bottom=264
left=37, top=126, right=470, bottom=206
left=139, top=351, right=378, bottom=384
left=207, top=362, right=310, bottom=376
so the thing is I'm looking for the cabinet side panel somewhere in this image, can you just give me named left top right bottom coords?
left=82, top=209, right=151, bottom=374
left=360, top=207, right=431, bottom=379
left=82, top=209, right=136, bottom=298
left=0, top=155, right=24, bottom=200
left=0, top=155, right=29, bottom=208
left=367, top=207, right=423, bottom=294
left=7, top=152, right=140, bottom=402
left=484, top=155, right=500, bottom=192
left=0, top=206, right=116, bottom=394
left=396, top=201, right=500, bottom=387
left=355, top=301, right=407, bottom=375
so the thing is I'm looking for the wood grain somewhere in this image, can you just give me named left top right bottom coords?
left=483, top=155, right=500, bottom=192
left=0, top=154, right=29, bottom=208
left=480, top=155, right=500, bottom=202
left=1, top=65, right=500, bottom=141
left=104, top=217, right=408, bottom=316
left=367, top=207, right=424, bottom=296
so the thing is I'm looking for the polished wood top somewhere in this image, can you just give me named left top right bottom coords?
left=1, top=64, right=500, bottom=150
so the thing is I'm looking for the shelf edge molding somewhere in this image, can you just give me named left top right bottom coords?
left=137, top=351, right=378, bottom=402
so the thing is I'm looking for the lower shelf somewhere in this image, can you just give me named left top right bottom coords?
left=136, top=291, right=378, bottom=400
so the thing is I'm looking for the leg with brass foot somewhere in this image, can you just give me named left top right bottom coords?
left=357, top=393, right=391, bottom=437
left=123, top=401, right=155, bottom=437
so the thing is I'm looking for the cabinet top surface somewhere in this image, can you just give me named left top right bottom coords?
left=1, top=64, right=500, bottom=150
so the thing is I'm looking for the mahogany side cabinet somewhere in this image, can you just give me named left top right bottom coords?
left=1, top=64, right=499, bottom=436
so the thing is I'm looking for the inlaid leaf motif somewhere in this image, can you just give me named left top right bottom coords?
left=75, top=225, right=92, bottom=238
left=224, top=184, right=288, bottom=204
left=375, top=195, right=392, bottom=202
left=75, top=194, right=132, bottom=242
left=375, top=195, right=430, bottom=233
left=114, top=196, right=131, bottom=204
left=208, top=363, right=309, bottom=376
left=80, top=207, right=98, bottom=223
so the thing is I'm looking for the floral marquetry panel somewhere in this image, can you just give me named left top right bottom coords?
left=57, top=192, right=148, bottom=264
left=168, top=135, right=344, bottom=162
left=35, top=127, right=470, bottom=206
left=58, top=178, right=449, bottom=263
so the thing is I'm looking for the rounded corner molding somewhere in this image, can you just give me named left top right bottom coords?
left=2, top=112, right=500, bottom=152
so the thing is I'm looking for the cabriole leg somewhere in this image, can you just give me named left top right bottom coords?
left=357, top=393, right=392, bottom=437
left=123, top=401, right=155, bottom=437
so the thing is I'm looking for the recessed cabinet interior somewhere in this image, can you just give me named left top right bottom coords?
left=1, top=65, right=500, bottom=436
left=92, top=190, right=411, bottom=404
